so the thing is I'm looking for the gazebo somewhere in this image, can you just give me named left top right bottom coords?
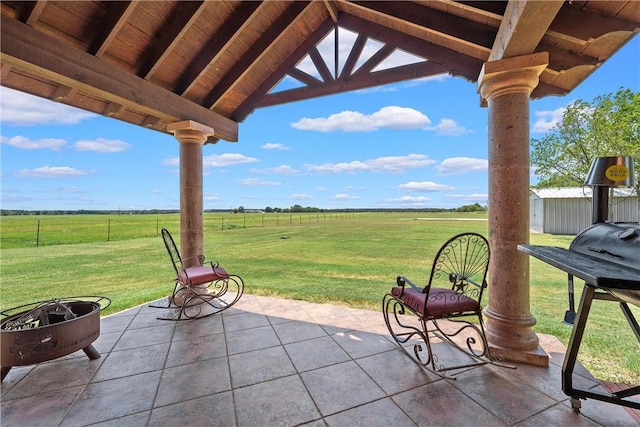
left=2, top=0, right=639, bottom=366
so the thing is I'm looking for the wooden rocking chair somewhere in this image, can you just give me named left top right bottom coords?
left=382, top=232, right=512, bottom=379
left=150, top=228, right=244, bottom=321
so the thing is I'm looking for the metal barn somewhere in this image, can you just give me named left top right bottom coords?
left=530, top=187, right=639, bottom=235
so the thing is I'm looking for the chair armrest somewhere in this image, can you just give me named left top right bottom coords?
left=396, top=275, right=422, bottom=296
left=448, top=272, right=485, bottom=290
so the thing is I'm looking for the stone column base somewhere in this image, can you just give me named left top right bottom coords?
left=490, top=343, right=549, bottom=367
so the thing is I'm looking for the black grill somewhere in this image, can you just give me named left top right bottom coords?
left=519, top=156, right=638, bottom=413
left=569, top=222, right=640, bottom=306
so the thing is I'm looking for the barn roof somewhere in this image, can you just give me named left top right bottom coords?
left=2, top=1, right=639, bottom=143
left=530, top=187, right=638, bottom=199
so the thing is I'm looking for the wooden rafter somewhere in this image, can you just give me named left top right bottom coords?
left=232, top=18, right=336, bottom=121
left=138, top=1, right=207, bottom=79
left=174, top=1, right=264, bottom=96
left=353, top=1, right=497, bottom=48
left=257, top=60, right=449, bottom=108
left=205, top=1, right=312, bottom=110
left=338, top=32, right=367, bottom=80
left=339, top=14, right=483, bottom=81
left=89, top=1, right=138, bottom=58
left=19, top=0, right=46, bottom=26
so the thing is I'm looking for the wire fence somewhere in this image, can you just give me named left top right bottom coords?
left=1, top=212, right=366, bottom=249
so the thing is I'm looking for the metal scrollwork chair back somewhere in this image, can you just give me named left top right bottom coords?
left=150, top=228, right=244, bottom=321
left=382, top=232, right=513, bottom=379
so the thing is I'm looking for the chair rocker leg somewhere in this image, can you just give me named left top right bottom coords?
left=430, top=316, right=515, bottom=372
left=383, top=293, right=456, bottom=380
left=153, top=275, right=245, bottom=321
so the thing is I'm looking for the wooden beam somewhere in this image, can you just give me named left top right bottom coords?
left=174, top=1, right=264, bottom=96
left=489, top=0, right=563, bottom=61
left=288, top=68, right=323, bottom=87
left=257, top=61, right=449, bottom=108
left=20, top=1, right=46, bottom=26
left=351, top=44, right=394, bottom=76
left=205, top=1, right=312, bottom=109
left=1, top=15, right=238, bottom=142
left=339, top=14, right=483, bottom=81
left=338, top=32, right=367, bottom=79
left=89, top=1, right=138, bottom=57
left=309, top=45, right=334, bottom=82
left=52, top=85, right=76, bottom=102
left=323, top=0, right=339, bottom=23
left=232, top=18, right=336, bottom=121
left=138, top=1, right=207, bottom=79
left=352, top=1, right=497, bottom=48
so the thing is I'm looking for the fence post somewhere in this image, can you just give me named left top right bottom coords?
left=36, top=219, right=40, bottom=247
left=107, top=218, right=111, bottom=241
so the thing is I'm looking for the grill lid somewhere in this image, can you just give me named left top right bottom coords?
left=570, top=222, right=640, bottom=269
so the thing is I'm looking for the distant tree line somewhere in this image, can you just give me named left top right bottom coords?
left=231, top=203, right=486, bottom=214
left=3, top=203, right=486, bottom=216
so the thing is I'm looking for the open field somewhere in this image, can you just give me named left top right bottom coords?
left=1, top=211, right=638, bottom=384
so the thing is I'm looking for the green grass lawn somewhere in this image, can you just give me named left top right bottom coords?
left=1, top=211, right=638, bottom=383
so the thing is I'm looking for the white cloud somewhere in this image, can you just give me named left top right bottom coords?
left=531, top=107, right=565, bottom=133
left=238, top=178, right=281, bottom=186
left=261, top=143, right=290, bottom=150
left=306, top=154, right=435, bottom=174
left=251, top=165, right=299, bottom=175
left=388, top=195, right=431, bottom=204
left=436, top=157, right=488, bottom=176
left=0, top=87, right=96, bottom=126
left=432, top=118, right=469, bottom=136
left=398, top=181, right=455, bottom=192
left=75, top=138, right=132, bottom=153
left=1, top=135, right=67, bottom=150
left=165, top=153, right=259, bottom=168
left=333, top=194, right=359, bottom=201
left=291, top=106, right=430, bottom=132
left=204, top=193, right=220, bottom=201
left=15, top=166, right=89, bottom=178
left=204, top=153, right=259, bottom=167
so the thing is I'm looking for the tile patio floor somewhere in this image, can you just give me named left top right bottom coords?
left=1, top=293, right=638, bottom=426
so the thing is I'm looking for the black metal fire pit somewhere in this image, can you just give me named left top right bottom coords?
left=0, top=296, right=110, bottom=381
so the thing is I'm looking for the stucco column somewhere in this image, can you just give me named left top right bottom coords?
left=478, top=52, right=549, bottom=366
left=167, top=120, right=214, bottom=268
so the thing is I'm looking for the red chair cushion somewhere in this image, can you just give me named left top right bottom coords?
left=391, top=287, right=478, bottom=317
left=178, top=265, right=229, bottom=285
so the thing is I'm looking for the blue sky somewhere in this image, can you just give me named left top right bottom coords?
left=1, top=30, right=638, bottom=211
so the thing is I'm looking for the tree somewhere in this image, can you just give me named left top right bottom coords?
left=531, top=88, right=639, bottom=195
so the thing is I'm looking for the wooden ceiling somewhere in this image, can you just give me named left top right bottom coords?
left=1, top=1, right=639, bottom=143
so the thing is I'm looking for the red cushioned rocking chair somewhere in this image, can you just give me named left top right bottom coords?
left=150, top=228, right=244, bottom=321
left=382, top=232, right=512, bottom=379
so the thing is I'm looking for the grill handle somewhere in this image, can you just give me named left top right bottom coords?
left=563, top=274, right=577, bottom=325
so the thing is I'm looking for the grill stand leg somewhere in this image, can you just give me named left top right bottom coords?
left=563, top=285, right=640, bottom=412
